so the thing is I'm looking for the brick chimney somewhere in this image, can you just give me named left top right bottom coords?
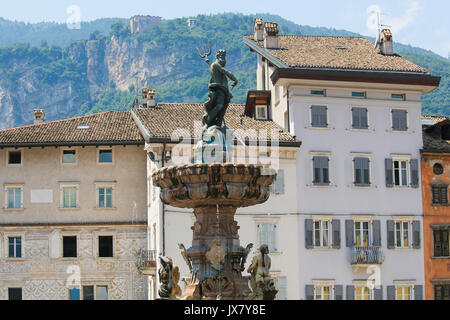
left=33, top=109, right=45, bottom=124
left=141, top=88, right=156, bottom=108
left=379, top=28, right=394, bottom=55
left=254, top=18, right=263, bottom=41
left=264, top=22, right=279, bottom=49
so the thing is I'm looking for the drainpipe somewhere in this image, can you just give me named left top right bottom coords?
left=161, top=142, right=166, bottom=256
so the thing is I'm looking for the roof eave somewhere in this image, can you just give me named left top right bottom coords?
left=0, top=140, right=145, bottom=148
left=271, top=68, right=441, bottom=90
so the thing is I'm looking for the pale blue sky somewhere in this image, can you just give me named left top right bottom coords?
left=1, top=0, right=449, bottom=57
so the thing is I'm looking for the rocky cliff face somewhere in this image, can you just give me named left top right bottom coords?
left=0, top=35, right=187, bottom=129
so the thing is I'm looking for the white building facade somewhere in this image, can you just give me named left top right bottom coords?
left=245, top=19, right=441, bottom=300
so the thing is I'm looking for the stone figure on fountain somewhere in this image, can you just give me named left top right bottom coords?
left=158, top=256, right=181, bottom=299
left=194, top=49, right=238, bottom=163
left=246, top=244, right=278, bottom=300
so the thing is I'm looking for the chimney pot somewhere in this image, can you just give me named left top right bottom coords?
left=263, top=22, right=279, bottom=49
left=254, top=18, right=263, bottom=41
left=141, top=88, right=156, bottom=108
left=379, top=28, right=394, bottom=55
left=33, top=109, right=45, bottom=124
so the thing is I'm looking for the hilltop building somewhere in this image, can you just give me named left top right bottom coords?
left=130, top=15, right=162, bottom=34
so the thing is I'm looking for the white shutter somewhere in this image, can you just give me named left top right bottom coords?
left=276, top=276, right=287, bottom=300
left=49, top=230, right=61, bottom=258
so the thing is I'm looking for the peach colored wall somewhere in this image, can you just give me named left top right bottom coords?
left=421, top=153, right=450, bottom=300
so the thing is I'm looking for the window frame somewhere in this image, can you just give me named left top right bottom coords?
left=352, top=91, right=367, bottom=99
left=7, top=149, right=23, bottom=166
left=59, top=183, right=80, bottom=210
left=431, top=184, right=449, bottom=205
left=350, top=106, right=370, bottom=130
left=432, top=227, right=450, bottom=258
left=394, top=219, right=412, bottom=249
left=62, top=234, right=78, bottom=259
left=312, top=218, right=332, bottom=249
left=61, top=148, right=78, bottom=165
left=309, top=105, right=329, bottom=129
left=355, top=285, right=374, bottom=300
left=96, top=234, right=115, bottom=258
left=310, top=89, right=326, bottom=96
left=310, top=152, right=331, bottom=187
left=4, top=233, right=24, bottom=259
left=394, top=281, right=415, bottom=300
left=390, top=107, right=409, bottom=132
left=392, top=158, right=410, bottom=187
left=352, top=154, right=372, bottom=187
left=97, top=148, right=114, bottom=164
left=4, top=184, right=24, bottom=210
left=255, top=105, right=268, bottom=120
left=354, top=220, right=372, bottom=247
left=8, top=287, right=23, bottom=300
left=95, top=182, right=116, bottom=209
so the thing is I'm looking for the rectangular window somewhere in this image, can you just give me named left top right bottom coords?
left=396, top=286, right=412, bottom=300
left=432, top=185, right=449, bottom=205
left=352, top=107, right=369, bottom=129
left=393, top=160, right=409, bottom=187
left=352, top=92, right=366, bottom=98
left=7, top=187, right=22, bottom=209
left=98, top=187, right=113, bottom=208
left=435, top=284, right=450, bottom=300
left=355, top=286, right=372, bottom=300
left=313, top=220, right=330, bottom=248
left=395, top=221, right=411, bottom=248
left=392, top=109, right=408, bottom=131
left=314, top=285, right=333, bottom=300
left=257, top=223, right=276, bottom=252
left=83, top=286, right=94, bottom=300
left=8, top=288, right=22, bottom=300
left=354, top=157, right=370, bottom=186
left=8, top=237, right=22, bottom=258
left=270, top=169, right=285, bottom=194
left=311, top=90, right=325, bottom=96
left=98, top=236, right=113, bottom=257
left=62, top=150, right=76, bottom=164
left=311, top=106, right=328, bottom=128
left=433, top=229, right=449, bottom=257
left=99, top=149, right=113, bottom=163
left=63, top=236, right=77, bottom=258
left=8, top=151, right=21, bottom=164
left=63, top=187, right=77, bottom=208
left=355, top=221, right=370, bottom=246
left=312, top=156, right=330, bottom=185
left=392, top=93, right=405, bottom=100
left=256, top=105, right=268, bottom=120
left=276, top=277, right=287, bottom=300
left=96, top=286, right=108, bottom=300
left=69, top=287, right=80, bottom=300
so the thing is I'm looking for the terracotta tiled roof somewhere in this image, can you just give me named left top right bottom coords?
left=245, top=35, right=429, bottom=73
left=0, top=111, right=144, bottom=146
left=422, top=115, right=450, bottom=124
left=423, top=119, right=450, bottom=153
left=133, top=103, right=297, bottom=143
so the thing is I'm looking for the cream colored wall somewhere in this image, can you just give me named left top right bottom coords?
left=0, top=145, right=147, bottom=224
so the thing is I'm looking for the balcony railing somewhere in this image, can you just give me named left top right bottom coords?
left=350, top=246, right=385, bottom=265
left=135, top=249, right=157, bottom=273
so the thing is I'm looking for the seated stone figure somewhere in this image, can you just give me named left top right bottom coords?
left=246, top=244, right=278, bottom=300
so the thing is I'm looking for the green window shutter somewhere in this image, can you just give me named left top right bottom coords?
left=352, top=108, right=360, bottom=129
left=334, top=285, right=343, bottom=300
left=372, top=220, right=381, bottom=246
left=305, top=285, right=314, bottom=300
left=400, top=110, right=408, bottom=130
left=374, top=286, right=383, bottom=300
left=312, top=156, right=320, bottom=183
left=443, top=230, right=449, bottom=256
left=385, top=158, right=393, bottom=187
left=387, top=220, right=395, bottom=249
left=345, top=220, right=354, bottom=247
left=392, top=110, right=400, bottom=130
left=354, top=157, right=362, bottom=185
left=361, top=108, right=368, bottom=129
left=305, top=219, right=314, bottom=249
left=346, top=285, right=355, bottom=300
left=332, top=219, right=340, bottom=249
left=387, top=286, right=395, bottom=300
left=412, top=220, right=421, bottom=249
left=362, top=158, right=370, bottom=185
left=321, top=156, right=330, bottom=184
left=410, top=159, right=419, bottom=188
left=414, top=285, right=423, bottom=300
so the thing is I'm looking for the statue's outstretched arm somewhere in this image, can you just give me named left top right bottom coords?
left=217, top=64, right=238, bottom=87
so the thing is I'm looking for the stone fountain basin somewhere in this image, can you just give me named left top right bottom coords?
left=152, top=163, right=276, bottom=208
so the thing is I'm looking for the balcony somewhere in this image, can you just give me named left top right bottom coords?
left=351, top=246, right=385, bottom=266
left=135, top=249, right=157, bottom=276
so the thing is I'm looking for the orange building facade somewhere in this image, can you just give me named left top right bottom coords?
left=421, top=119, right=450, bottom=300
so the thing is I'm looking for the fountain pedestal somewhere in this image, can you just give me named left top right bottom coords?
left=152, top=163, right=276, bottom=300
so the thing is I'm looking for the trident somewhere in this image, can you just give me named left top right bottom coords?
left=196, top=41, right=212, bottom=65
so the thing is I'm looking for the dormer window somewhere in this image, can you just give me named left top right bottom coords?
left=256, top=105, right=268, bottom=120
